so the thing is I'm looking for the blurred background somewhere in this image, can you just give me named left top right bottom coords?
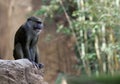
left=1, top=0, right=120, bottom=84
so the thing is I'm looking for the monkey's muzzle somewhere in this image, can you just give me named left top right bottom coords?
left=34, top=24, right=43, bottom=30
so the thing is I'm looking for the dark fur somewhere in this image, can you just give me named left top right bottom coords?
left=13, top=16, right=44, bottom=68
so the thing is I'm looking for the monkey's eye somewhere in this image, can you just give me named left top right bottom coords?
left=34, top=23, right=42, bottom=30
left=36, top=21, right=42, bottom=24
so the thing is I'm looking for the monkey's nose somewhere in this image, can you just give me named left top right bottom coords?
left=34, top=24, right=43, bottom=29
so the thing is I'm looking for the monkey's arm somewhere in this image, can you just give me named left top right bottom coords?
left=23, top=36, right=32, bottom=61
left=34, top=46, right=44, bottom=68
left=35, top=46, right=39, bottom=63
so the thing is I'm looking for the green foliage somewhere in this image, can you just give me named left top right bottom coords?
left=56, top=24, right=71, bottom=35
left=34, top=7, right=47, bottom=16
left=55, top=73, right=67, bottom=84
left=67, top=75, right=120, bottom=84
left=55, top=73, right=120, bottom=84
left=37, top=0, right=120, bottom=76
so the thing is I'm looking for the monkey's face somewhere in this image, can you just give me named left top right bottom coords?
left=34, top=21, right=43, bottom=30
left=26, top=17, right=43, bottom=35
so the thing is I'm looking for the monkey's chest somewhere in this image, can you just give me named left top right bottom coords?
left=29, top=38, right=38, bottom=48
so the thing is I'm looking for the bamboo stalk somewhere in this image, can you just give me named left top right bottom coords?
left=107, top=28, right=113, bottom=75
left=109, top=28, right=118, bottom=73
left=84, top=29, right=91, bottom=75
left=101, top=24, right=107, bottom=73
left=94, top=29, right=103, bottom=74
left=78, top=0, right=91, bottom=75
left=116, top=0, right=120, bottom=7
left=80, top=29, right=91, bottom=76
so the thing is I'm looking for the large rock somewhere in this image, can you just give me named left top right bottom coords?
left=0, top=59, right=47, bottom=84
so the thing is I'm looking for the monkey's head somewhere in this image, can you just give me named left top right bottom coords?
left=25, top=16, right=44, bottom=35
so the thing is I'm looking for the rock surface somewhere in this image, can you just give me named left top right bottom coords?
left=0, top=59, right=47, bottom=84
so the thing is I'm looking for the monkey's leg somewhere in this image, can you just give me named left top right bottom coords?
left=13, top=43, right=24, bottom=59
left=29, top=46, right=44, bottom=69
left=34, top=55, right=44, bottom=69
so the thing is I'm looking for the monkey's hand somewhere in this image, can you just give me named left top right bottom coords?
left=38, top=63, right=44, bottom=69
left=31, top=61, right=44, bottom=69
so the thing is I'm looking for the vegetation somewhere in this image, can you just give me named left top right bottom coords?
left=66, top=74, right=120, bottom=84
left=55, top=73, right=120, bottom=84
left=36, top=0, right=120, bottom=77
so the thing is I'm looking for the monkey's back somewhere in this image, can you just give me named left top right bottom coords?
left=14, top=26, right=27, bottom=47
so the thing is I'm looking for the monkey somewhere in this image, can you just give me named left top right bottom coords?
left=13, top=16, right=44, bottom=69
